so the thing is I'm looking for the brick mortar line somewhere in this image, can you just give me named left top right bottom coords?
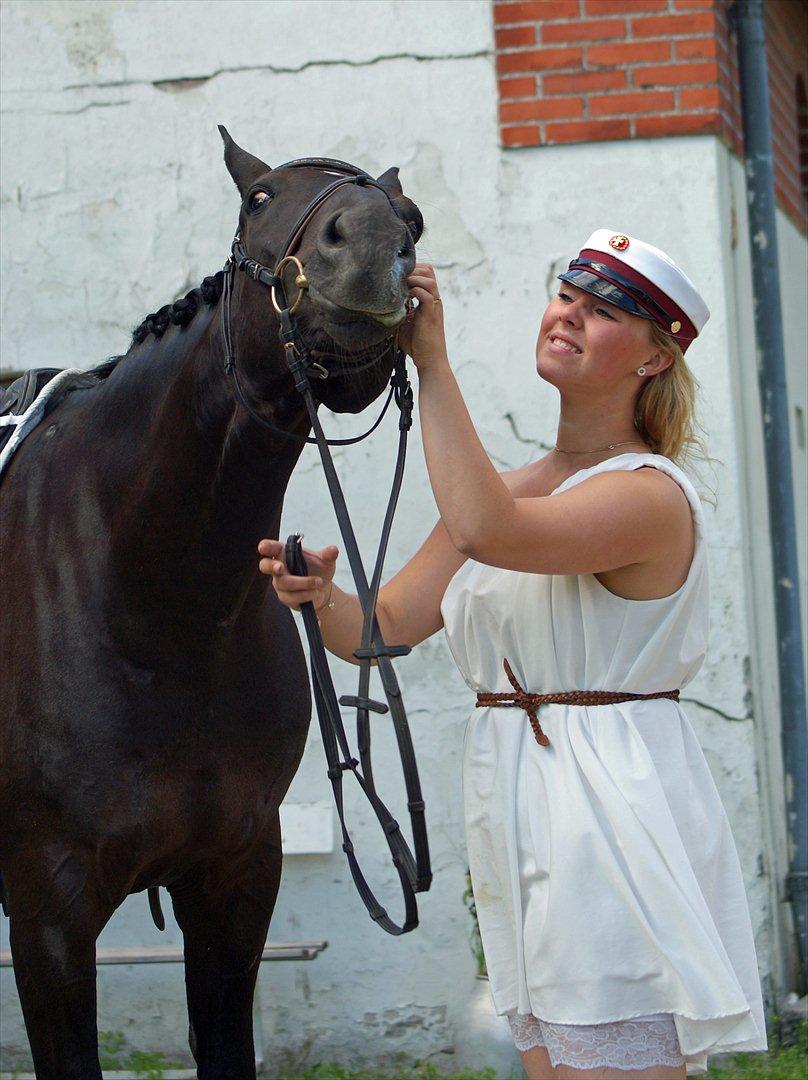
left=502, top=85, right=721, bottom=98
left=585, top=50, right=719, bottom=64
left=500, top=78, right=722, bottom=89
left=500, top=84, right=722, bottom=104
left=493, top=7, right=714, bottom=18
left=499, top=67, right=722, bottom=86
left=495, top=19, right=627, bottom=27
left=771, top=123, right=802, bottom=149
left=538, top=80, right=720, bottom=92
left=499, top=107, right=722, bottom=127
left=499, top=129, right=735, bottom=149
left=496, top=32, right=713, bottom=42
left=495, top=11, right=715, bottom=24
left=496, top=34, right=717, bottom=49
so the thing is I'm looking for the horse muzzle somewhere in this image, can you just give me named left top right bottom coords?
left=306, top=281, right=408, bottom=330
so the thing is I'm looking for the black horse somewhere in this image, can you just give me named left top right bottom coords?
left=0, top=128, right=423, bottom=1079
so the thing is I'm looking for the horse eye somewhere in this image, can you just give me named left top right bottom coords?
left=249, top=190, right=271, bottom=212
left=407, top=220, right=420, bottom=239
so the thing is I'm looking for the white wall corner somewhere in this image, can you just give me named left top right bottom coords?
left=714, top=136, right=805, bottom=1002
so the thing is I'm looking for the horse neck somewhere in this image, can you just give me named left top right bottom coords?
left=99, top=298, right=310, bottom=650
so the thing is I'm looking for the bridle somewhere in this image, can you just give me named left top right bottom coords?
left=220, top=157, right=431, bottom=935
left=221, top=158, right=409, bottom=445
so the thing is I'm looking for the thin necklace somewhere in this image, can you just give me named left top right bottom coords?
left=553, top=439, right=647, bottom=455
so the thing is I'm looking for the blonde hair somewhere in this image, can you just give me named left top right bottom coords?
left=634, top=322, right=719, bottom=505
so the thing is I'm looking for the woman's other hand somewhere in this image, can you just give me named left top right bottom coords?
left=257, top=538, right=339, bottom=612
left=397, top=263, right=448, bottom=372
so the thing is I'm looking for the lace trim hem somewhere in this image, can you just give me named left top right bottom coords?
left=508, top=1011, right=686, bottom=1070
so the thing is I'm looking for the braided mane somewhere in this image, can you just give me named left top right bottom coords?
left=131, top=271, right=225, bottom=344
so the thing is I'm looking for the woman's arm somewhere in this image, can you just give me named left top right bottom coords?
left=470, top=468, right=692, bottom=573
left=404, top=266, right=693, bottom=576
left=258, top=464, right=539, bottom=664
left=259, top=518, right=465, bottom=666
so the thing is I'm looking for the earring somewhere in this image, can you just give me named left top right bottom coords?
left=637, top=367, right=646, bottom=376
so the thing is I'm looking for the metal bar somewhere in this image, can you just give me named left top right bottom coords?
left=735, top=0, right=808, bottom=992
left=0, top=1073, right=200, bottom=1080
left=0, top=941, right=327, bottom=967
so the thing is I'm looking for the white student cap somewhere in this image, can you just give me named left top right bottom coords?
left=558, top=230, right=710, bottom=353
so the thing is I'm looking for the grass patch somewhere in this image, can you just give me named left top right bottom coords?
left=277, top=1021, right=807, bottom=1079
left=98, top=1029, right=181, bottom=1079
left=88, top=1019, right=805, bottom=1079
left=705, top=1018, right=808, bottom=1079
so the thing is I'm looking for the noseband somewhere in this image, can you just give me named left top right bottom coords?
left=221, top=158, right=431, bottom=935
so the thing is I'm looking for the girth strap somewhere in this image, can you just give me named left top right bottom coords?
left=476, top=658, right=681, bottom=748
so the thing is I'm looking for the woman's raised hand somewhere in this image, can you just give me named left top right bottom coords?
left=257, top=538, right=339, bottom=612
left=397, top=263, right=448, bottom=371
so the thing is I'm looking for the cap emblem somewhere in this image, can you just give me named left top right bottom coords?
left=609, top=234, right=630, bottom=251
left=670, top=320, right=682, bottom=333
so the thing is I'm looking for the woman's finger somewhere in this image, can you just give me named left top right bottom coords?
left=260, top=541, right=337, bottom=587
left=314, top=545, right=339, bottom=563
left=259, top=558, right=309, bottom=581
left=407, top=275, right=439, bottom=294
left=272, top=589, right=321, bottom=612
left=275, top=574, right=324, bottom=592
left=409, top=286, right=440, bottom=306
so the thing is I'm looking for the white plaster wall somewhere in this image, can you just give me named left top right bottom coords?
left=718, top=144, right=808, bottom=997
left=1, top=0, right=798, bottom=1073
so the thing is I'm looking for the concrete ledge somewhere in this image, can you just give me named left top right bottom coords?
left=0, top=940, right=328, bottom=966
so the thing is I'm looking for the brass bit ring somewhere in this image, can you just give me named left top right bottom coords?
left=271, top=255, right=309, bottom=316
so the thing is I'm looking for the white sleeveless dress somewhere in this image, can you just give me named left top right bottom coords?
left=439, top=453, right=767, bottom=1075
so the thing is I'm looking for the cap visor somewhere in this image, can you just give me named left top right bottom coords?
left=557, top=269, right=655, bottom=319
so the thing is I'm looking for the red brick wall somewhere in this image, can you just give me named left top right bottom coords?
left=494, top=0, right=808, bottom=231
left=714, top=0, right=742, bottom=159
left=764, top=0, right=808, bottom=227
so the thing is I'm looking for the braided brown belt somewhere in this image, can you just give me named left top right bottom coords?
left=475, top=659, right=681, bottom=748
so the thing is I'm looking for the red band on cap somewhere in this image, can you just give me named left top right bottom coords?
left=579, top=248, right=697, bottom=347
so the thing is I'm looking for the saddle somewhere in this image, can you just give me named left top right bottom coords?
left=0, top=361, right=117, bottom=466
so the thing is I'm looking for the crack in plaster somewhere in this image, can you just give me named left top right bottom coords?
left=681, top=696, right=750, bottom=723
left=503, top=411, right=553, bottom=450
left=58, top=48, right=491, bottom=93
left=3, top=100, right=132, bottom=116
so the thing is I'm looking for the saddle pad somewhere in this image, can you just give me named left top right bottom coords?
left=0, top=361, right=116, bottom=479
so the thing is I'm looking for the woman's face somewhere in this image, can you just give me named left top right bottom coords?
left=536, top=282, right=662, bottom=392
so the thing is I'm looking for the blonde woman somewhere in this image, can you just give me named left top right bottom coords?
left=258, top=232, right=767, bottom=1078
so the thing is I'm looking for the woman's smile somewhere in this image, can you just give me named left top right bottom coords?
left=547, top=333, right=582, bottom=355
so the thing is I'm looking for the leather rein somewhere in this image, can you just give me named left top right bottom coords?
left=220, top=157, right=431, bottom=935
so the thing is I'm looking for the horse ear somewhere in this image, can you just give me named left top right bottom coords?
left=218, top=125, right=272, bottom=196
left=376, top=166, right=403, bottom=197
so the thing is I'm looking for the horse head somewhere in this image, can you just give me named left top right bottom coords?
left=219, top=127, right=423, bottom=415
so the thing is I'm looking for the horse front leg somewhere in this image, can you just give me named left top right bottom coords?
left=4, top=856, right=114, bottom=1080
left=171, top=819, right=283, bottom=1080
